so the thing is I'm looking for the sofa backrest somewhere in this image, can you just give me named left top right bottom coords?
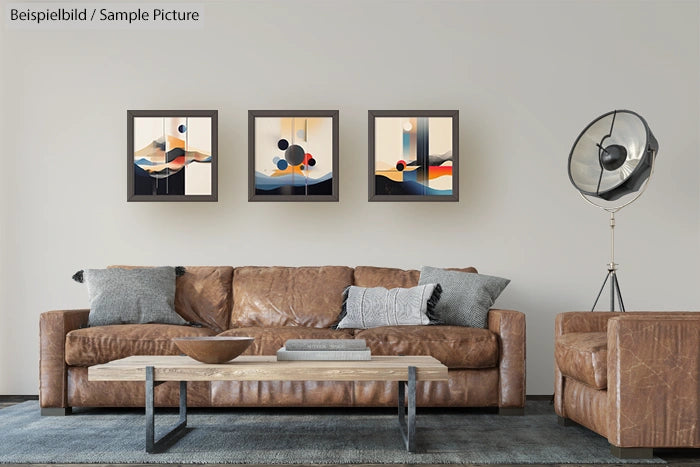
left=175, top=266, right=234, bottom=333
left=111, top=265, right=480, bottom=331
left=109, top=265, right=234, bottom=333
left=353, top=266, right=421, bottom=289
left=353, top=266, right=478, bottom=289
left=230, top=266, right=354, bottom=328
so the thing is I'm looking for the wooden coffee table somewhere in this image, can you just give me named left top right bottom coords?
left=88, top=355, right=448, bottom=453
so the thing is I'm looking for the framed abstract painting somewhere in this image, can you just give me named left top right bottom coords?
left=127, top=110, right=218, bottom=202
left=369, top=110, right=458, bottom=201
left=248, top=110, right=339, bottom=201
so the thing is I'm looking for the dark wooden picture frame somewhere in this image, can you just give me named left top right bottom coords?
left=127, top=110, right=218, bottom=202
left=368, top=110, right=459, bottom=202
left=248, top=110, right=339, bottom=202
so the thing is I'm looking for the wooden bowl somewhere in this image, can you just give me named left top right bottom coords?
left=172, top=336, right=254, bottom=364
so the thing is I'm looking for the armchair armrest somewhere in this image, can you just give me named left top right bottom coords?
left=39, top=309, right=89, bottom=408
left=555, top=311, right=620, bottom=336
left=607, top=314, right=700, bottom=448
left=488, top=309, right=526, bottom=408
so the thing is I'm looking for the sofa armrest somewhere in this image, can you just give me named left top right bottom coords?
left=488, top=309, right=526, bottom=408
left=607, top=314, right=700, bottom=448
left=39, top=309, right=90, bottom=408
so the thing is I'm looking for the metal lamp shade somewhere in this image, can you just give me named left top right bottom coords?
left=568, top=110, right=658, bottom=201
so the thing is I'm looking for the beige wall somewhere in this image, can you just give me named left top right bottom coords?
left=1, top=0, right=699, bottom=395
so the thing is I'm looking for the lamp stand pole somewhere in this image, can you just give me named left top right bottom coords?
left=591, top=211, right=625, bottom=312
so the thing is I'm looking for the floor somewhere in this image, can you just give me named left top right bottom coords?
left=1, top=397, right=698, bottom=467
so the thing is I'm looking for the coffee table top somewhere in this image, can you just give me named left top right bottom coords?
left=88, top=355, right=448, bottom=382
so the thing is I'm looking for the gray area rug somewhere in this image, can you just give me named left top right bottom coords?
left=0, top=401, right=664, bottom=464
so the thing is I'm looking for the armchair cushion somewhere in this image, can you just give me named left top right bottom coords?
left=555, top=331, right=607, bottom=389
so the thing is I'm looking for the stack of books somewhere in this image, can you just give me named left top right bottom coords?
left=276, top=339, right=371, bottom=361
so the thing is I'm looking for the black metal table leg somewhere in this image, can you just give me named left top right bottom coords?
left=145, top=366, right=188, bottom=453
left=397, top=365, right=417, bottom=452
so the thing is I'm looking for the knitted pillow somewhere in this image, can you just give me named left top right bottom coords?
left=73, top=267, right=187, bottom=327
left=334, top=283, right=442, bottom=330
left=418, top=266, right=509, bottom=328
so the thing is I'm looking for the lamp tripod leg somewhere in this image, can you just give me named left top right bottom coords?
left=591, top=272, right=611, bottom=312
left=612, top=272, right=625, bottom=312
left=591, top=271, right=626, bottom=312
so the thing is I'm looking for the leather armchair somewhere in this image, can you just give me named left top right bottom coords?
left=554, top=312, right=700, bottom=458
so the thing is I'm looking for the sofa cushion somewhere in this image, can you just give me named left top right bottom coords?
left=354, top=325, right=499, bottom=369
left=110, top=265, right=234, bottom=333
left=65, top=324, right=216, bottom=366
left=218, top=327, right=354, bottom=355
left=555, top=332, right=607, bottom=389
left=353, top=266, right=477, bottom=289
left=230, top=266, right=354, bottom=328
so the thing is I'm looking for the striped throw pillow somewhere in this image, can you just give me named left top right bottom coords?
left=334, top=283, right=442, bottom=330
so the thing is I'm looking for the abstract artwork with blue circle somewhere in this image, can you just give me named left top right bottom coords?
left=249, top=110, right=339, bottom=202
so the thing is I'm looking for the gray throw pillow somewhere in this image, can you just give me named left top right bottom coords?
left=334, top=283, right=442, bottom=330
left=74, top=267, right=187, bottom=327
left=418, top=266, right=509, bottom=328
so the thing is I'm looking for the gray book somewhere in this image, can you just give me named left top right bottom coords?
left=284, top=339, right=367, bottom=351
left=276, top=348, right=371, bottom=361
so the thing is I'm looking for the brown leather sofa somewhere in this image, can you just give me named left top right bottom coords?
left=555, top=311, right=700, bottom=458
left=40, top=266, right=525, bottom=415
